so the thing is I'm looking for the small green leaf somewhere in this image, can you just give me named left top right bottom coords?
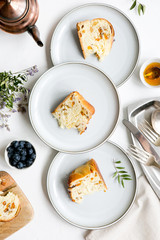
left=115, top=161, right=121, bottom=164
left=130, top=0, right=136, bottom=10
left=117, top=167, right=125, bottom=169
left=121, top=174, right=132, bottom=178
left=121, top=179, right=124, bottom=188
left=138, top=4, right=142, bottom=15
left=123, top=178, right=132, bottom=180
left=118, top=171, right=127, bottom=173
left=112, top=172, right=117, bottom=178
left=142, top=5, right=146, bottom=14
left=1, top=80, right=6, bottom=86
left=118, top=175, right=121, bottom=184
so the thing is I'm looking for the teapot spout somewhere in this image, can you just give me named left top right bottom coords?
left=28, top=25, right=43, bottom=47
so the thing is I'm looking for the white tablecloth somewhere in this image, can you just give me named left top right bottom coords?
left=86, top=176, right=160, bottom=240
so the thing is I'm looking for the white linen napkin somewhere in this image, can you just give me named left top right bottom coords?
left=86, top=175, right=160, bottom=240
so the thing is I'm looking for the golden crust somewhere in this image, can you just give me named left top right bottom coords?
left=52, top=91, right=95, bottom=115
left=77, top=22, right=87, bottom=59
left=15, top=204, right=21, bottom=218
left=77, top=90, right=96, bottom=133
left=97, top=18, right=115, bottom=37
left=74, top=91, right=95, bottom=116
left=68, top=159, right=107, bottom=190
left=77, top=18, right=115, bottom=60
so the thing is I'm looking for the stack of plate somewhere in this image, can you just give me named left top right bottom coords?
left=29, top=3, right=139, bottom=229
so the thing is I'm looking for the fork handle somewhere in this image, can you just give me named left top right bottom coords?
left=153, top=161, right=160, bottom=169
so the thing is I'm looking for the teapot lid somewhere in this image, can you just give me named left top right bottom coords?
left=0, top=0, right=28, bottom=22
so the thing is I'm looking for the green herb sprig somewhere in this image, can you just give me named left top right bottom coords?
left=130, top=0, right=146, bottom=16
left=0, top=71, right=28, bottom=110
left=112, top=160, right=132, bottom=188
left=0, top=66, right=38, bottom=131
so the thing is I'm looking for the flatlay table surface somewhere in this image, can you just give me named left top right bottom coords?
left=0, top=0, right=160, bottom=239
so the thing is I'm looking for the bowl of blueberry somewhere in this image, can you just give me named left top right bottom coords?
left=5, top=140, right=36, bottom=169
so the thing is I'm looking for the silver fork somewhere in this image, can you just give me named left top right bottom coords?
left=127, top=144, right=160, bottom=169
left=138, top=120, right=160, bottom=146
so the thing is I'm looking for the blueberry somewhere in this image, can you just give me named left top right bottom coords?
left=30, top=153, right=36, bottom=160
left=26, top=160, right=33, bottom=167
left=19, top=141, right=25, bottom=148
left=11, top=141, right=19, bottom=148
left=25, top=142, right=32, bottom=148
left=20, top=155, right=26, bottom=161
left=7, top=146, right=14, bottom=153
left=21, top=149, right=27, bottom=156
left=22, top=163, right=27, bottom=168
left=16, top=162, right=24, bottom=169
left=13, top=153, right=20, bottom=162
left=10, top=160, right=17, bottom=167
left=17, top=147, right=22, bottom=152
left=8, top=152, right=13, bottom=159
left=28, top=148, right=34, bottom=155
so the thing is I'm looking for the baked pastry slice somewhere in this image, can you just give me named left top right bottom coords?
left=77, top=18, right=115, bottom=61
left=52, top=91, right=95, bottom=134
left=0, top=192, right=20, bottom=222
left=68, top=159, right=107, bottom=203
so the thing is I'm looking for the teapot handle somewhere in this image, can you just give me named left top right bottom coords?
left=28, top=25, right=43, bottom=47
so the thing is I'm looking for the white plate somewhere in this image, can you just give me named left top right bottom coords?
left=47, top=141, right=137, bottom=229
left=50, top=3, right=140, bottom=87
left=29, top=62, right=120, bottom=153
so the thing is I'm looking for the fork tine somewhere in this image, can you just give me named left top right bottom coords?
left=130, top=144, right=150, bottom=158
left=130, top=144, right=148, bottom=153
left=127, top=148, right=147, bottom=162
left=126, top=149, right=146, bottom=164
left=139, top=123, right=156, bottom=143
left=139, top=122, right=154, bottom=138
left=143, top=120, right=158, bottom=139
left=129, top=146, right=146, bottom=159
left=127, top=146, right=147, bottom=164
left=141, top=120, right=158, bottom=140
left=127, top=144, right=158, bottom=168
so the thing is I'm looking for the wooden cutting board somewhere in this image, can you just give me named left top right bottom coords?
left=0, top=171, right=34, bottom=240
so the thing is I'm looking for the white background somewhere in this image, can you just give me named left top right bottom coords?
left=0, top=0, right=159, bottom=239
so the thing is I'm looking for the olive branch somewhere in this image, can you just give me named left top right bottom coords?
left=112, top=159, right=132, bottom=188
left=130, top=0, right=146, bottom=15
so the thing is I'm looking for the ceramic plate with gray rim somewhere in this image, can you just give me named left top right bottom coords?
left=50, top=3, right=140, bottom=87
left=29, top=62, right=120, bottom=153
left=47, top=141, right=137, bottom=229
